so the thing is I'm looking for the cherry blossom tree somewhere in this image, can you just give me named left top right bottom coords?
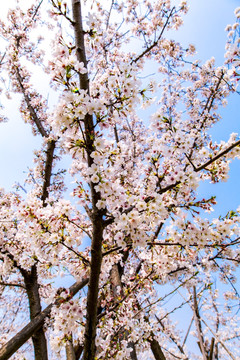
left=0, top=1, right=240, bottom=359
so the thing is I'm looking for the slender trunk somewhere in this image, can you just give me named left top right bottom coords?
left=83, top=215, right=103, bottom=360
left=208, top=337, right=215, bottom=360
left=193, top=286, right=208, bottom=360
left=66, top=339, right=76, bottom=360
left=72, top=3, right=104, bottom=359
left=149, top=337, right=166, bottom=360
left=128, top=341, right=138, bottom=360
left=110, top=264, right=138, bottom=359
left=21, top=265, right=48, bottom=360
left=110, top=264, right=123, bottom=298
left=74, top=343, right=84, bottom=360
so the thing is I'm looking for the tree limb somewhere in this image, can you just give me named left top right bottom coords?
left=0, top=278, right=88, bottom=360
left=0, top=282, right=25, bottom=289
left=148, top=336, right=166, bottom=360
left=155, top=315, right=188, bottom=359
left=132, top=7, right=175, bottom=64
left=71, top=2, right=104, bottom=359
left=41, top=139, right=56, bottom=204
left=66, top=337, right=76, bottom=360
left=192, top=286, right=208, bottom=360
left=194, top=138, right=240, bottom=172
left=201, top=318, right=236, bottom=360
left=20, top=265, right=48, bottom=360
left=15, top=67, right=48, bottom=138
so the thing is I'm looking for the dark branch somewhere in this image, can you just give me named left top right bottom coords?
left=192, top=286, right=208, bottom=360
left=15, top=67, right=48, bottom=138
left=71, top=3, right=104, bottom=360
left=194, top=139, right=240, bottom=172
left=41, top=139, right=56, bottom=205
left=132, top=7, right=175, bottom=64
left=149, top=336, right=166, bottom=360
left=0, top=282, right=25, bottom=289
left=0, top=278, right=88, bottom=360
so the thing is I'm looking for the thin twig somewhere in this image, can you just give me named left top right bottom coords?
left=131, top=7, right=175, bottom=64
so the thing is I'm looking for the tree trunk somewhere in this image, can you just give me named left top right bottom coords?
left=71, top=2, right=104, bottom=359
left=149, top=337, right=166, bottom=360
left=21, top=264, right=48, bottom=360
left=110, top=264, right=138, bottom=359
left=66, top=339, right=76, bottom=360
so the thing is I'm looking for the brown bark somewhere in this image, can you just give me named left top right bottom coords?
left=128, top=342, right=138, bottom=360
left=110, top=264, right=138, bottom=359
left=15, top=67, right=48, bottom=138
left=0, top=278, right=88, bottom=360
left=71, top=0, right=94, bottom=153
left=155, top=315, right=188, bottom=359
left=110, top=264, right=123, bottom=298
left=83, top=215, right=103, bottom=360
left=66, top=339, right=76, bottom=360
left=131, top=7, right=175, bottom=64
left=19, top=138, right=55, bottom=358
left=208, top=337, right=215, bottom=360
left=41, top=139, right=56, bottom=204
left=20, top=265, right=48, bottom=360
left=194, top=138, right=240, bottom=172
left=15, top=40, right=56, bottom=359
left=71, top=2, right=104, bottom=359
left=149, top=337, right=166, bottom=360
left=1, top=250, right=49, bottom=360
left=193, top=287, right=208, bottom=360
left=74, top=343, right=84, bottom=360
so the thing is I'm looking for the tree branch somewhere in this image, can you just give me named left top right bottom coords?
left=66, top=337, right=76, bottom=360
left=15, top=63, right=57, bottom=206
left=201, top=318, right=236, bottom=360
left=15, top=67, right=48, bottom=138
left=0, top=282, right=25, bottom=289
left=149, top=336, right=166, bottom=360
left=71, top=2, right=104, bottom=359
left=194, top=139, right=240, bottom=172
left=50, top=0, right=74, bottom=25
left=155, top=315, right=188, bottom=359
left=20, top=265, right=48, bottom=360
left=192, top=286, right=208, bottom=360
left=0, top=278, right=88, bottom=360
left=132, top=7, right=175, bottom=64
left=185, top=71, right=225, bottom=166
left=41, top=139, right=56, bottom=204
